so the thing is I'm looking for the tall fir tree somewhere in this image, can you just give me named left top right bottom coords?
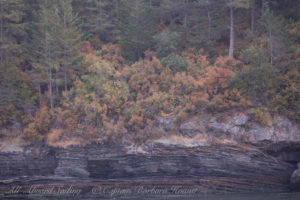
left=56, top=0, right=82, bottom=93
left=0, top=0, right=30, bottom=106
left=29, top=0, right=82, bottom=108
left=29, top=0, right=56, bottom=109
left=118, top=0, right=156, bottom=61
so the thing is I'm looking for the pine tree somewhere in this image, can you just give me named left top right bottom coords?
left=118, top=0, right=156, bottom=61
left=0, top=0, right=28, bottom=107
left=29, top=0, right=82, bottom=108
left=56, top=0, right=82, bottom=93
left=73, top=0, right=119, bottom=42
left=227, top=0, right=251, bottom=57
left=259, top=3, right=288, bottom=67
left=29, top=0, right=56, bottom=109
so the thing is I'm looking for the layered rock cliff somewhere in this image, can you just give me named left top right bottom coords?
left=0, top=143, right=297, bottom=194
left=0, top=111, right=300, bottom=196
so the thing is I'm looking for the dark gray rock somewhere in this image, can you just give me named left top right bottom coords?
left=179, top=117, right=207, bottom=137
left=208, top=117, right=231, bottom=136
left=0, top=147, right=56, bottom=178
left=290, top=162, right=300, bottom=189
left=291, top=169, right=300, bottom=184
left=248, top=124, right=274, bottom=142
left=273, top=115, right=300, bottom=142
left=54, top=167, right=90, bottom=178
left=231, top=113, right=249, bottom=126
left=155, top=115, right=175, bottom=131
left=0, top=143, right=297, bottom=193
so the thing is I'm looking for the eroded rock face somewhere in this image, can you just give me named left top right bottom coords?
left=291, top=169, right=300, bottom=184
left=177, top=112, right=300, bottom=145
left=0, top=111, right=299, bottom=194
left=248, top=124, right=274, bottom=142
left=179, top=116, right=207, bottom=137
left=156, top=115, right=175, bottom=131
left=273, top=115, right=300, bottom=142
left=0, top=147, right=56, bottom=178
left=232, top=113, right=249, bottom=126
left=0, top=143, right=296, bottom=193
left=290, top=162, right=300, bottom=190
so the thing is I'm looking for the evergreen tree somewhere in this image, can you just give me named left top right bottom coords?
left=73, top=0, right=119, bottom=42
left=0, top=0, right=29, bottom=107
left=56, top=0, right=83, bottom=93
left=118, top=0, right=156, bottom=61
left=29, top=0, right=56, bottom=109
left=29, top=0, right=82, bottom=108
left=259, top=3, right=289, bottom=67
left=227, top=0, right=251, bottom=57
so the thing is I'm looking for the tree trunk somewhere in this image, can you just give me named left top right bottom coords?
left=261, top=0, right=265, bottom=18
left=49, top=69, right=53, bottom=109
left=54, top=8, right=59, bottom=97
left=298, top=0, right=300, bottom=21
left=183, top=0, right=188, bottom=41
left=251, top=0, right=255, bottom=34
left=64, top=69, right=67, bottom=92
left=55, top=70, right=59, bottom=96
left=63, top=9, right=68, bottom=93
left=134, top=0, right=140, bottom=60
left=116, top=0, right=119, bottom=19
left=98, top=0, right=102, bottom=27
left=45, top=22, right=53, bottom=109
left=48, top=45, right=54, bottom=109
left=0, top=1, right=3, bottom=66
left=229, top=1, right=235, bottom=58
left=206, top=4, right=211, bottom=41
left=268, top=24, right=273, bottom=66
left=38, top=84, right=42, bottom=107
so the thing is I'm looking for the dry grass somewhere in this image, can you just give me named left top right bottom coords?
left=0, top=136, right=25, bottom=152
left=153, top=134, right=237, bottom=148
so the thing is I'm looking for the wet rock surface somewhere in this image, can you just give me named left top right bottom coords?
left=290, top=162, right=300, bottom=190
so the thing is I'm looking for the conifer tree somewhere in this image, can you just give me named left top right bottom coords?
left=0, top=0, right=28, bottom=107
left=227, top=0, right=251, bottom=57
left=118, top=0, right=156, bottom=61
left=56, top=0, right=82, bottom=93
left=29, top=0, right=82, bottom=108
left=29, top=0, right=56, bottom=109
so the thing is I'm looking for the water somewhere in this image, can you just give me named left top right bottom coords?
left=1, top=184, right=300, bottom=200
left=1, top=193, right=300, bottom=200
left=1, top=178, right=299, bottom=200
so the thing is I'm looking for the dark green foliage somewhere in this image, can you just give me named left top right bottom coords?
left=28, top=0, right=83, bottom=108
left=0, top=0, right=36, bottom=127
left=1, top=0, right=300, bottom=142
left=155, top=30, right=180, bottom=59
left=229, top=65, right=274, bottom=100
left=73, top=0, right=118, bottom=42
left=117, top=0, right=156, bottom=61
left=161, top=53, right=187, bottom=72
left=229, top=44, right=274, bottom=101
left=270, top=68, right=300, bottom=121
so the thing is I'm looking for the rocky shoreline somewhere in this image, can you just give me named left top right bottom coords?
left=0, top=143, right=299, bottom=193
left=1, top=112, right=300, bottom=197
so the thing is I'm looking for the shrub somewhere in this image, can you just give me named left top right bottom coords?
left=270, top=68, right=300, bottom=121
left=249, top=107, right=269, bottom=126
left=23, top=106, right=55, bottom=142
left=228, top=65, right=274, bottom=101
left=161, top=53, right=187, bottom=72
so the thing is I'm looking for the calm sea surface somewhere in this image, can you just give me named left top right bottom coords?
left=1, top=192, right=300, bottom=199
